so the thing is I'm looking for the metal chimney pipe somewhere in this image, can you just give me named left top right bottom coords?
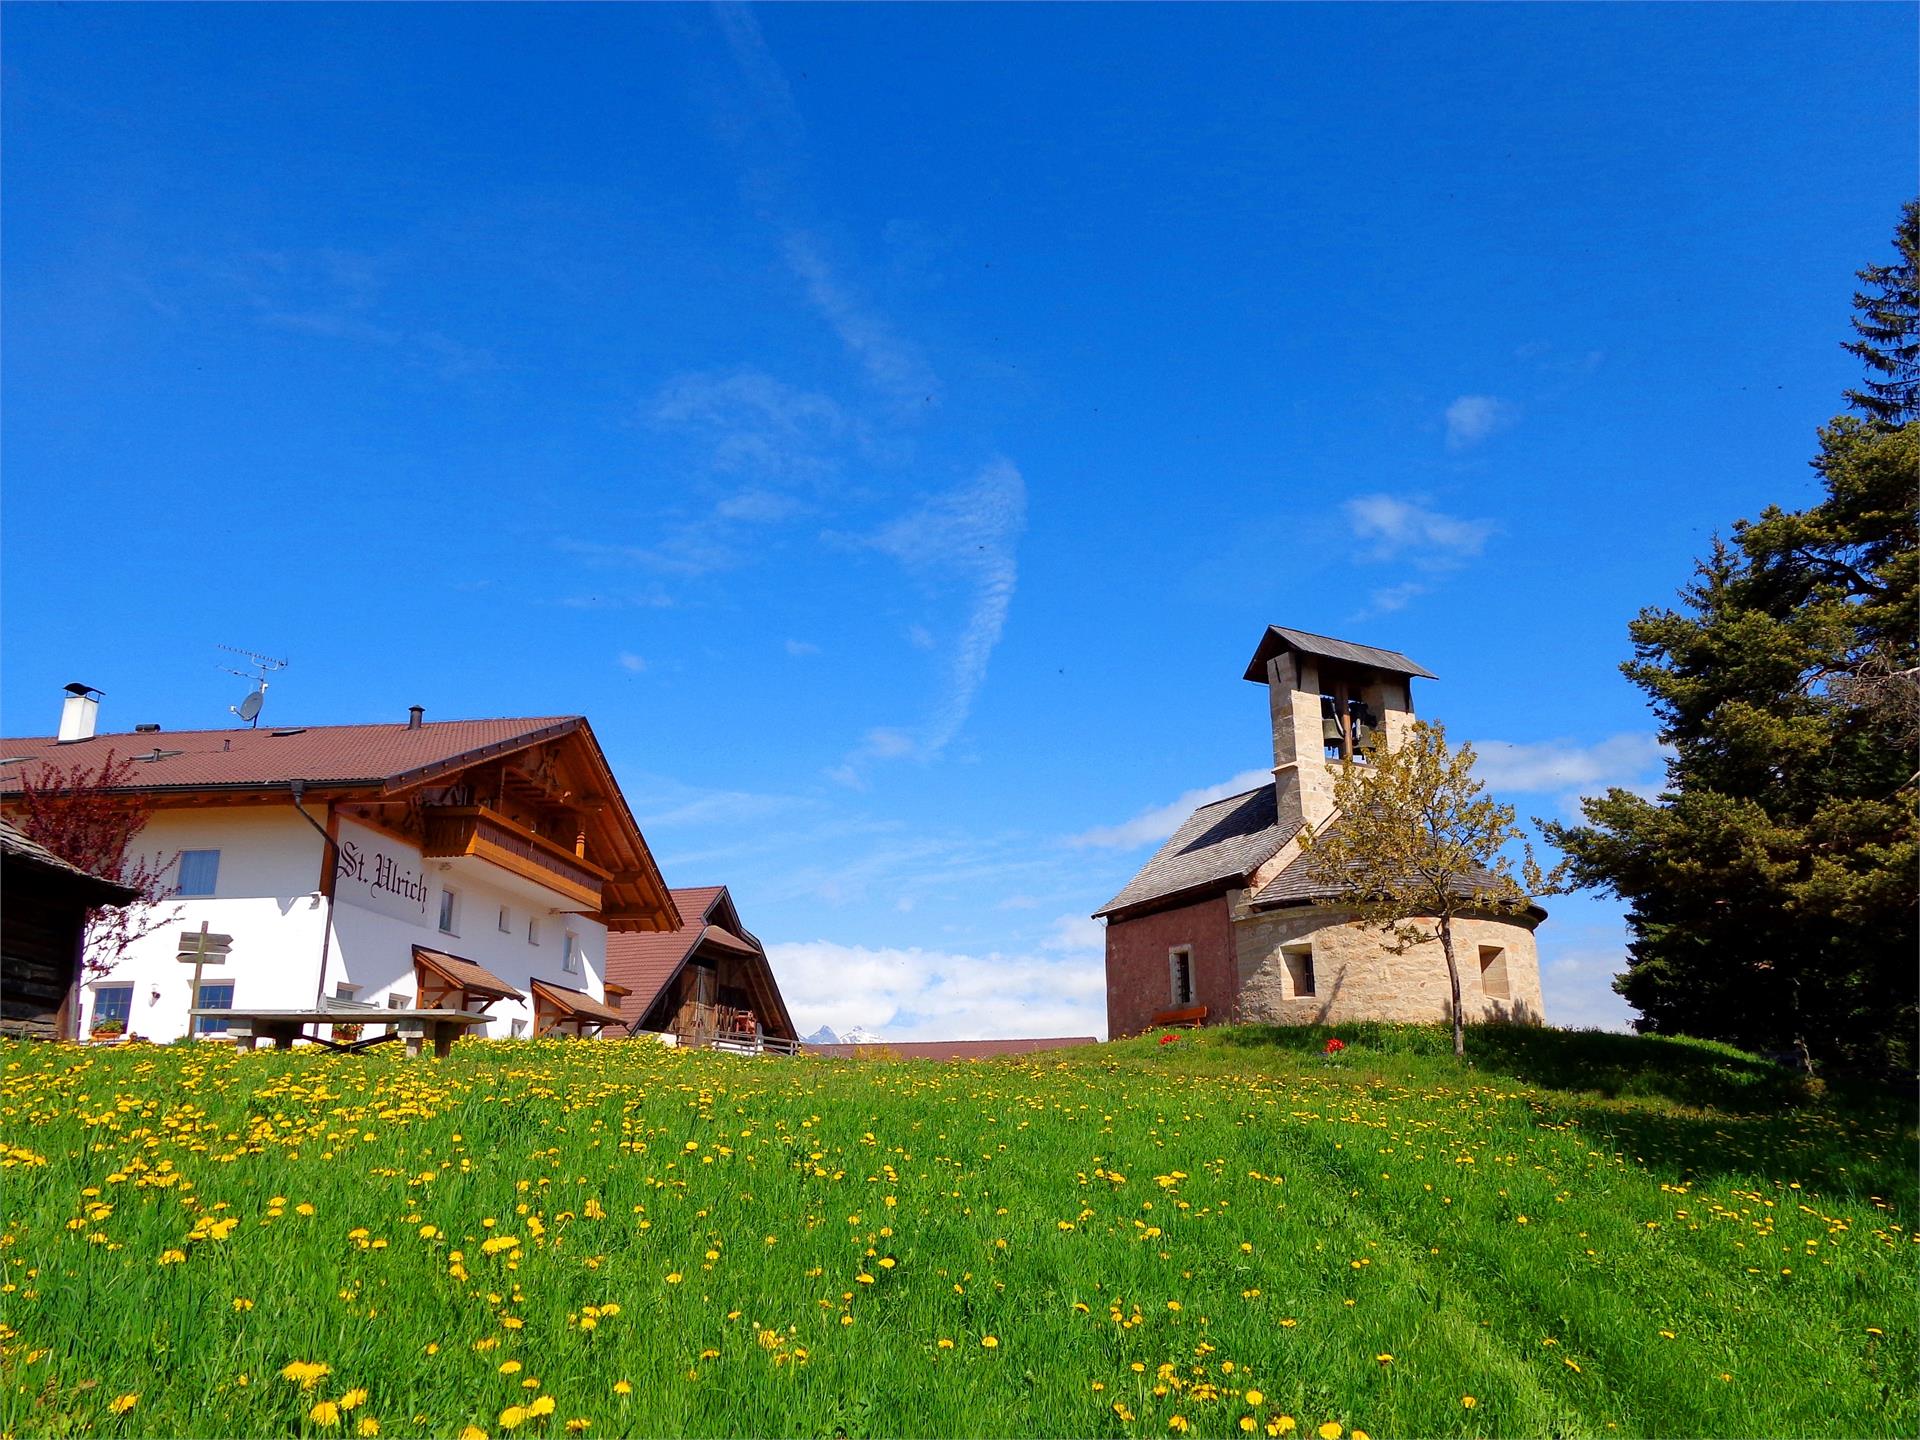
left=57, top=683, right=103, bottom=744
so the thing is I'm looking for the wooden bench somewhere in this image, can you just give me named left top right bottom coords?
left=1150, top=1005, right=1209, bottom=1030
left=193, top=1006, right=493, bottom=1058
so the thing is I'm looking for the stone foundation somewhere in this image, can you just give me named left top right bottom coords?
left=1233, top=906, right=1545, bottom=1027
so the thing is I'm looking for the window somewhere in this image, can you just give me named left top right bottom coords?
left=387, top=993, right=411, bottom=1010
left=92, top=985, right=133, bottom=1028
left=510, top=1018, right=527, bottom=1038
left=1168, top=948, right=1195, bottom=1007
left=1479, top=946, right=1510, bottom=1001
left=498, top=905, right=512, bottom=934
left=561, top=932, right=580, bottom=975
left=526, top=917, right=539, bottom=946
left=194, top=982, right=234, bottom=1035
left=334, top=982, right=358, bottom=1002
left=176, top=850, right=220, bottom=897
left=1283, top=945, right=1316, bottom=998
left=438, top=888, right=460, bottom=935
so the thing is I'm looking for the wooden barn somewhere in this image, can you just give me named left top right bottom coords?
left=603, top=885, right=798, bottom=1053
left=1, top=818, right=138, bottom=1040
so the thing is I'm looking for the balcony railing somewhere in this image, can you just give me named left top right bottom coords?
left=421, top=805, right=611, bottom=909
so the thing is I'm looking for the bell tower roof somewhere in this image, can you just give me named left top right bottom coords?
left=1242, top=625, right=1437, bottom=684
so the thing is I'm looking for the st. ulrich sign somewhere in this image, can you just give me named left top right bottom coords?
left=334, top=818, right=430, bottom=924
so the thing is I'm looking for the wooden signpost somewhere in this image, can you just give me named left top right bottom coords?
left=177, top=922, right=233, bottom=1032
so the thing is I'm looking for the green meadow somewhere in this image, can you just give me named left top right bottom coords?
left=0, top=1026, right=1912, bottom=1439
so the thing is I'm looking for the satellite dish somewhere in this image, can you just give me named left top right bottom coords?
left=231, top=690, right=264, bottom=724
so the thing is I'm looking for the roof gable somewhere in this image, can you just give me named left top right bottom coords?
left=1094, top=784, right=1296, bottom=919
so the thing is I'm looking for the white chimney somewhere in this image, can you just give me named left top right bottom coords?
left=57, top=683, right=103, bottom=743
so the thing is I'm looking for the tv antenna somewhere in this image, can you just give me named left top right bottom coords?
left=218, top=645, right=287, bottom=728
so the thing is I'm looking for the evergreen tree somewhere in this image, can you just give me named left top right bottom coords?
left=1548, top=202, right=1919, bottom=1075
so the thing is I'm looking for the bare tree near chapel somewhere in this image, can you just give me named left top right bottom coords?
left=1297, top=721, right=1566, bottom=1057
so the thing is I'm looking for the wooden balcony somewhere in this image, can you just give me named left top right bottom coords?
left=420, top=805, right=611, bottom=909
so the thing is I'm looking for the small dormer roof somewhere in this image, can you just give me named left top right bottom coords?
left=1242, top=626, right=1437, bottom=683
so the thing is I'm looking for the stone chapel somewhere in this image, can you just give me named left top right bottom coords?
left=1095, top=625, right=1547, bottom=1038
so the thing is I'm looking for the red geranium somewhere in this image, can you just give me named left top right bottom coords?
left=1324, top=1037, right=1346, bottom=1055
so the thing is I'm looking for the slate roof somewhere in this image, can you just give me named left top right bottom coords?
left=0, top=718, right=577, bottom=795
left=1247, top=815, right=1544, bottom=918
left=1093, top=784, right=1298, bottom=919
left=0, top=816, right=139, bottom=902
left=1242, top=626, right=1437, bottom=683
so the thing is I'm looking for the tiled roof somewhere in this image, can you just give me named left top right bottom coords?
left=412, top=945, right=526, bottom=1001
left=808, top=1036, right=1098, bottom=1061
left=0, top=816, right=139, bottom=900
left=1242, top=626, right=1437, bottom=682
left=0, top=718, right=577, bottom=795
left=530, top=979, right=627, bottom=1026
left=1094, top=784, right=1296, bottom=918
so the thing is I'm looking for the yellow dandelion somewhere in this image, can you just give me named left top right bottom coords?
left=460, top=1428, right=488, bottom=1440
left=666, top=1272, right=683, bottom=1284
left=566, top=1423, right=591, bottom=1434
left=1318, top=1424, right=1343, bottom=1440
left=1246, top=1390, right=1265, bottom=1406
left=529, top=1397, right=556, bottom=1418
left=1169, top=1418, right=1190, bottom=1434
left=1241, top=1421, right=1258, bottom=1434
left=499, top=1361, right=522, bottom=1375
left=499, top=1405, right=529, bottom=1430
left=613, top=1381, right=632, bottom=1396
left=357, top=1420, right=380, bottom=1437
left=981, top=1335, right=999, bottom=1349
left=938, top=1338, right=954, bottom=1349
left=339, top=1389, right=369, bottom=1411
left=296, top=1203, right=316, bottom=1216
left=108, top=1394, right=140, bottom=1416
left=310, top=1401, right=342, bottom=1427
left=1462, top=1396, right=1477, bottom=1409
left=1375, top=1353, right=1393, bottom=1365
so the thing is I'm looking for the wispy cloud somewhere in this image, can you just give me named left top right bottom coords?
left=851, top=458, right=1028, bottom=764
left=1345, top=494, right=1496, bottom=567
left=1070, top=768, right=1274, bottom=850
left=785, top=639, right=821, bottom=658
left=615, top=652, right=647, bottom=674
left=1444, top=393, right=1517, bottom=450
left=784, top=232, right=939, bottom=405
left=650, top=368, right=858, bottom=484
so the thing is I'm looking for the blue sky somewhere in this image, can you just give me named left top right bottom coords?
left=4, top=4, right=1913, bottom=1040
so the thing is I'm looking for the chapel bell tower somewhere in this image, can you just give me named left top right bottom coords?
left=1241, top=626, right=1437, bottom=834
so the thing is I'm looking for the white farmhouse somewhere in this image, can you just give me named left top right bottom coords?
left=0, top=690, right=679, bottom=1044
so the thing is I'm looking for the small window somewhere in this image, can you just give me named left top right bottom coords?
left=387, top=993, right=411, bottom=1010
left=526, top=917, right=539, bottom=946
left=92, top=985, right=134, bottom=1028
left=497, top=905, right=512, bottom=934
left=510, top=1018, right=527, bottom=1038
left=1283, top=946, right=1316, bottom=998
left=561, top=933, right=580, bottom=975
left=194, top=982, right=235, bottom=1035
left=176, top=850, right=220, bottom=897
left=1479, top=946, right=1510, bottom=1001
left=438, top=888, right=460, bottom=935
left=334, top=982, right=358, bottom=1002
left=1168, top=947, right=1194, bottom=1007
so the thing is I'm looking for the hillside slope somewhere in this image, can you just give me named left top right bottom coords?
left=0, top=1025, right=1912, bottom=1438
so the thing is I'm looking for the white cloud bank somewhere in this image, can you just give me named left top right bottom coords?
left=768, top=927, right=1107, bottom=1042
left=1471, top=733, right=1668, bottom=799
left=1070, top=769, right=1274, bottom=851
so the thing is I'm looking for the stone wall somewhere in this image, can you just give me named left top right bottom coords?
left=1233, top=905, right=1546, bottom=1027
left=1103, top=893, right=1235, bottom=1038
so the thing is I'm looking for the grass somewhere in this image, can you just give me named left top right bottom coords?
left=0, top=1025, right=1912, bottom=1438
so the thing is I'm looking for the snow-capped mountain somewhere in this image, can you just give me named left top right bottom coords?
left=802, top=1024, right=887, bottom=1046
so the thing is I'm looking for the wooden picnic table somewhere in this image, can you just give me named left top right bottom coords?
left=190, top=1005, right=494, bottom=1058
